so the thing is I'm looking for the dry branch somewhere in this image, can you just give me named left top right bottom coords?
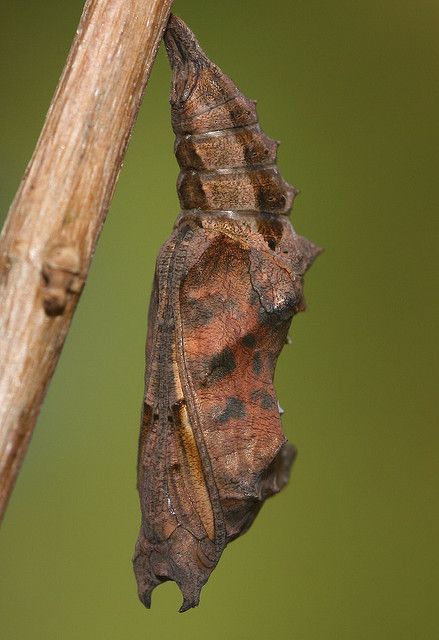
left=0, top=0, right=174, bottom=522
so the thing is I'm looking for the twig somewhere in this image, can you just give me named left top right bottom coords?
left=0, top=0, right=174, bottom=522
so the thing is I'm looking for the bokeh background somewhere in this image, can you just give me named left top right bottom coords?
left=0, top=1, right=438, bottom=638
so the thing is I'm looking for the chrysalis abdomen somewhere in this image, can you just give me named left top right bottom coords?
left=166, top=18, right=297, bottom=215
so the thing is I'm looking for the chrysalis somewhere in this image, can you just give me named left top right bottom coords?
left=133, top=14, right=320, bottom=612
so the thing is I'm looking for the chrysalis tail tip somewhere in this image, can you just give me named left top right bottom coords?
left=179, top=591, right=201, bottom=613
left=164, top=14, right=212, bottom=109
left=164, top=14, right=206, bottom=69
left=139, top=581, right=201, bottom=614
left=134, top=529, right=211, bottom=613
left=141, top=590, right=152, bottom=609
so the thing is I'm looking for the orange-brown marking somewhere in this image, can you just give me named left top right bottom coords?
left=172, top=344, right=215, bottom=540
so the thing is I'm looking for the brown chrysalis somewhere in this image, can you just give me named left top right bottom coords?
left=133, top=15, right=320, bottom=612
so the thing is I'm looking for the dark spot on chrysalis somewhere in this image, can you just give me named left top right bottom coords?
left=243, top=139, right=262, bottom=166
left=242, top=333, right=256, bottom=348
left=256, top=181, right=271, bottom=212
left=217, top=397, right=246, bottom=423
left=206, top=347, right=236, bottom=384
left=251, top=389, right=276, bottom=410
left=256, top=216, right=283, bottom=251
left=184, top=297, right=214, bottom=328
left=142, top=403, right=152, bottom=427
left=259, top=304, right=295, bottom=328
left=252, top=351, right=262, bottom=375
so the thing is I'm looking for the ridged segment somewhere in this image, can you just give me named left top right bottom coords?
left=175, top=125, right=278, bottom=171
left=174, top=95, right=258, bottom=136
left=164, top=15, right=296, bottom=215
left=177, top=165, right=296, bottom=213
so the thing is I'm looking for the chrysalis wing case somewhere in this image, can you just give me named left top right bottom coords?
left=133, top=14, right=321, bottom=612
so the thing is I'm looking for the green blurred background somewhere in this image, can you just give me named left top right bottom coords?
left=1, top=1, right=438, bottom=638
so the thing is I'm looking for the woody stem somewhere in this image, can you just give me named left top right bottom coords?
left=0, top=0, right=174, bottom=522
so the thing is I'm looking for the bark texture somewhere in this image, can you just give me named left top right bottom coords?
left=0, top=0, right=174, bottom=522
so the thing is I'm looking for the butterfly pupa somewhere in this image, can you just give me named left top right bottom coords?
left=133, top=14, right=321, bottom=612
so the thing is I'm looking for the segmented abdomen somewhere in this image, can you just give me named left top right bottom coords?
left=166, top=20, right=298, bottom=215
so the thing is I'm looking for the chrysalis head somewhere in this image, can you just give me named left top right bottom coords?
left=164, top=15, right=297, bottom=215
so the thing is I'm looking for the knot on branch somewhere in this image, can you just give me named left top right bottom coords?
left=0, top=252, right=13, bottom=286
left=41, top=245, right=82, bottom=316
